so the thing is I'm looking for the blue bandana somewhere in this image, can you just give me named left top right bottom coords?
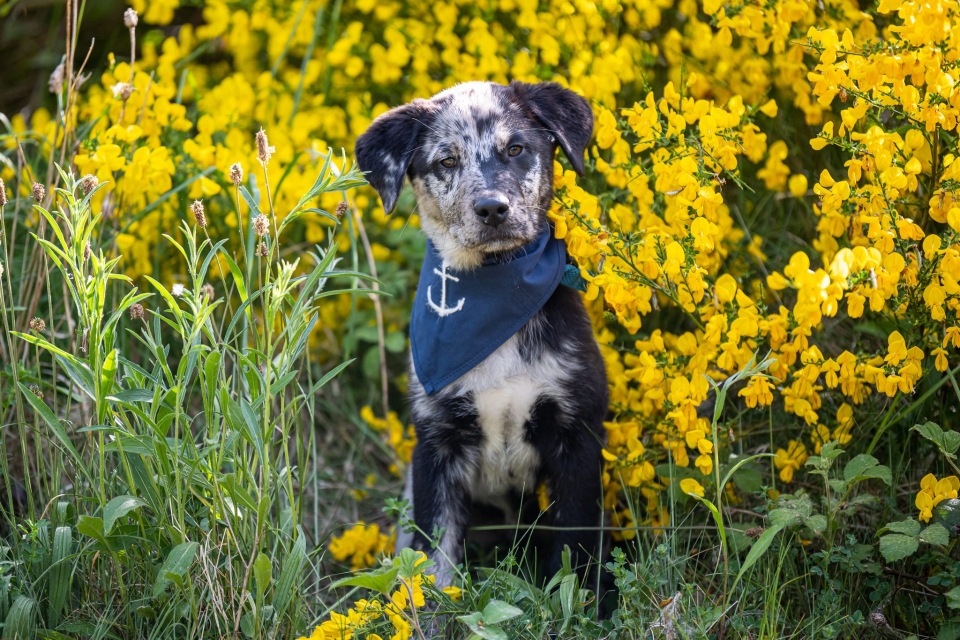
left=411, top=229, right=567, bottom=395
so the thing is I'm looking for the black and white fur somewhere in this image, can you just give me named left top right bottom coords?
left=355, top=81, right=608, bottom=587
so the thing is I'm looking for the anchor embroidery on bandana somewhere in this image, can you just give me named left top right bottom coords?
left=426, top=262, right=465, bottom=317
left=410, top=228, right=567, bottom=395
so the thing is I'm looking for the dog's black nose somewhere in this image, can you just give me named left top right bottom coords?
left=474, top=197, right=510, bottom=227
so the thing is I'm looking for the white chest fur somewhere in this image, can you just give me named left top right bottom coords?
left=452, top=332, right=570, bottom=504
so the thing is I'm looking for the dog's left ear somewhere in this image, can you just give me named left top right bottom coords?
left=509, top=81, right=594, bottom=175
left=355, top=99, right=432, bottom=214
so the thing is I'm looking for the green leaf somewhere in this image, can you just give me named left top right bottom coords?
left=110, top=388, right=155, bottom=404
left=397, top=546, right=433, bottom=579
left=805, top=514, right=827, bottom=534
left=458, top=612, right=509, bottom=640
left=253, top=553, right=272, bottom=603
left=103, top=495, right=147, bottom=535
left=843, top=454, right=890, bottom=485
left=733, top=524, right=783, bottom=590
left=768, top=494, right=814, bottom=528
left=912, top=422, right=960, bottom=459
left=945, top=585, right=960, bottom=610
left=938, top=620, right=960, bottom=640
left=884, top=518, right=921, bottom=537
left=3, top=594, right=37, bottom=640
left=482, top=600, right=524, bottom=625
left=329, top=566, right=400, bottom=595
left=934, top=498, right=960, bottom=529
left=920, top=523, right=950, bottom=546
left=878, top=533, right=919, bottom=562
left=76, top=516, right=106, bottom=547
left=239, top=185, right=263, bottom=217
left=153, top=542, right=199, bottom=598
left=384, top=331, right=406, bottom=354
left=273, top=528, right=306, bottom=615
left=47, top=526, right=72, bottom=626
left=97, top=349, right=118, bottom=424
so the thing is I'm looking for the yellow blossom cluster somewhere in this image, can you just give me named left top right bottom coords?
left=544, top=0, right=960, bottom=532
left=359, top=406, right=416, bottom=476
left=328, top=523, right=393, bottom=570
left=299, top=551, right=458, bottom=640
left=916, top=474, right=960, bottom=523
left=6, top=0, right=960, bottom=556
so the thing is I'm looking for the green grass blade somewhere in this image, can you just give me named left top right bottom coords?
left=17, top=383, right=92, bottom=485
left=47, top=525, right=73, bottom=626
left=273, top=527, right=306, bottom=618
left=3, top=594, right=37, bottom=640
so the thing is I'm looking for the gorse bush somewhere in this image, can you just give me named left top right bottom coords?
left=3, top=0, right=960, bottom=636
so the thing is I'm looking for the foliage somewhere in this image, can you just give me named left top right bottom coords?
left=0, top=153, right=367, bottom=636
left=4, top=0, right=960, bottom=636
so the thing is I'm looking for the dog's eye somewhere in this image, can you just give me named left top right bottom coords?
left=507, top=145, right=523, bottom=157
left=439, top=157, right=458, bottom=169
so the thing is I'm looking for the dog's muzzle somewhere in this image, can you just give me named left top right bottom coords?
left=474, top=195, right=510, bottom=227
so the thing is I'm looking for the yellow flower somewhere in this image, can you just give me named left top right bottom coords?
left=773, top=440, right=808, bottom=484
left=916, top=474, right=960, bottom=522
left=680, top=478, right=705, bottom=497
left=328, top=523, right=393, bottom=570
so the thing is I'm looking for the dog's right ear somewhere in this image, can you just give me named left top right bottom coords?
left=355, top=100, right=431, bottom=214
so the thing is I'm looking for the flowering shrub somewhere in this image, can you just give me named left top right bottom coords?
left=5, top=0, right=960, bottom=634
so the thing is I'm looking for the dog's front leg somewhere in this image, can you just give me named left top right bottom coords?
left=410, top=439, right=477, bottom=589
left=529, top=398, right=605, bottom=580
left=543, top=447, right=603, bottom=580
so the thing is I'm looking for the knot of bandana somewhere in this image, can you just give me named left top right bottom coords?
left=410, top=228, right=567, bottom=395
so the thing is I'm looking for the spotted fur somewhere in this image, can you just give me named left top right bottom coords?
left=355, top=81, right=606, bottom=589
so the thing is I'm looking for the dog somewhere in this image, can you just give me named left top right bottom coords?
left=355, top=81, right=608, bottom=589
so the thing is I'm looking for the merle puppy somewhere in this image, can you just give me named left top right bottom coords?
left=355, top=81, right=608, bottom=587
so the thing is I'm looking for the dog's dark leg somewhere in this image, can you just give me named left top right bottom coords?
left=410, top=394, right=482, bottom=588
left=528, top=397, right=605, bottom=580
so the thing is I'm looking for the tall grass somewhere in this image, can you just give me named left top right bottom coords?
left=0, top=157, right=368, bottom=637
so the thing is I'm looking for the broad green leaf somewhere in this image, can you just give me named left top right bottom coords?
left=76, top=516, right=106, bottom=547
left=103, top=495, right=148, bottom=534
left=47, top=526, right=73, bottom=626
left=938, top=620, right=960, bottom=640
left=946, top=586, right=960, bottom=610
left=273, top=528, right=306, bottom=615
left=843, top=454, right=890, bottom=485
left=96, top=349, right=119, bottom=425
left=3, top=594, right=37, bottom=640
left=458, top=612, right=509, bottom=640
left=482, top=600, right=524, bottom=625
left=329, top=566, right=400, bottom=595
left=153, top=542, right=199, bottom=598
left=253, top=553, right=272, bottom=602
left=733, top=524, right=783, bottom=590
left=396, top=546, right=433, bottom=579
left=884, top=518, right=921, bottom=537
left=934, top=498, right=960, bottom=529
left=920, top=523, right=950, bottom=546
left=768, top=494, right=814, bottom=528
left=557, top=573, right=577, bottom=629
left=878, top=533, right=919, bottom=562
left=805, top=514, right=827, bottom=534
left=912, top=422, right=960, bottom=459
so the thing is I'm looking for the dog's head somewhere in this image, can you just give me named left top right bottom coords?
left=355, top=81, right=593, bottom=269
